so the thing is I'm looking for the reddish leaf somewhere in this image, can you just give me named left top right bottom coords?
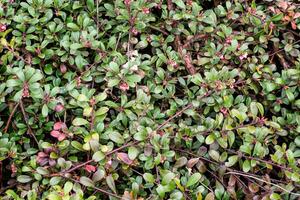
left=50, top=130, right=61, bottom=138
left=57, top=133, right=66, bottom=141
left=117, top=152, right=133, bottom=165
left=85, top=165, right=96, bottom=173
left=291, top=21, right=297, bottom=30
left=119, top=82, right=129, bottom=91
left=53, top=122, right=66, bottom=130
left=55, top=104, right=64, bottom=112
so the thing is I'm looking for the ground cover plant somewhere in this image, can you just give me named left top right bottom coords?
left=0, top=0, right=300, bottom=199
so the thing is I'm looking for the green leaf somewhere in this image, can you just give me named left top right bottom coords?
left=70, top=43, right=83, bottom=50
left=205, top=134, right=215, bottom=145
left=173, top=0, right=186, bottom=9
left=250, top=102, right=258, bottom=117
left=198, top=57, right=210, bottom=65
left=162, top=172, right=175, bottom=185
left=64, top=181, right=73, bottom=194
left=202, top=10, right=217, bottom=26
left=107, top=78, right=120, bottom=87
left=126, top=74, right=142, bottom=85
left=208, top=150, right=220, bottom=161
left=6, top=79, right=22, bottom=87
left=271, top=13, right=283, bottom=21
left=67, top=23, right=80, bottom=31
left=95, top=107, right=109, bottom=116
left=5, top=190, right=21, bottom=200
left=108, top=61, right=119, bottom=73
left=93, top=169, right=105, bottom=182
left=28, top=72, right=43, bottom=83
left=243, top=160, right=251, bottom=172
left=143, top=173, right=155, bottom=183
left=49, top=177, right=62, bottom=186
left=17, top=175, right=32, bottom=183
left=225, top=155, right=239, bottom=167
left=72, top=118, right=89, bottom=126
left=93, top=151, right=105, bottom=162
left=108, top=131, right=125, bottom=144
left=284, top=44, right=293, bottom=52
left=80, top=176, right=95, bottom=187
left=87, top=0, right=95, bottom=11
left=36, top=167, right=49, bottom=175
left=42, top=104, right=48, bottom=117
left=106, top=175, right=116, bottom=193
left=186, top=173, right=202, bottom=187
left=128, top=146, right=139, bottom=160
left=286, top=89, right=294, bottom=101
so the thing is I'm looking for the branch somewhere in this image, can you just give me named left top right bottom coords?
left=3, top=102, right=20, bottom=133
left=225, top=148, right=292, bottom=171
left=182, top=34, right=207, bottom=49
left=69, top=177, right=122, bottom=199
left=19, top=100, right=39, bottom=145
left=226, top=171, right=300, bottom=196
left=61, top=160, right=93, bottom=174
left=148, top=24, right=168, bottom=35
left=175, top=35, right=196, bottom=75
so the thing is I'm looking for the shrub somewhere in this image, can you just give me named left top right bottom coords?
left=0, top=0, right=300, bottom=199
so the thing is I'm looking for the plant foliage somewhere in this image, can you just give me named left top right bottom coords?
left=0, top=0, right=300, bottom=199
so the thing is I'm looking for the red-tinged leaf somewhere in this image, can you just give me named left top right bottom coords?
left=85, top=165, right=96, bottom=173
left=187, top=158, right=199, bottom=168
left=117, top=152, right=133, bottom=165
left=291, top=21, right=297, bottom=30
left=294, top=13, right=300, bottom=19
left=57, top=133, right=66, bottom=141
left=53, top=122, right=66, bottom=130
left=50, top=130, right=61, bottom=138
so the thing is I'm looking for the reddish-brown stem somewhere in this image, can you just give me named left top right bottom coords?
left=175, top=35, right=196, bottom=75
left=19, top=100, right=39, bottom=145
left=3, top=102, right=20, bottom=133
left=61, top=159, right=93, bottom=174
left=225, top=148, right=292, bottom=171
left=183, top=34, right=208, bottom=49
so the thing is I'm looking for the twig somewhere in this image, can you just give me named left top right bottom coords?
left=183, top=34, right=207, bottom=49
left=3, top=102, right=20, bottom=133
left=225, top=148, right=292, bottom=171
left=172, top=147, right=294, bottom=186
left=225, top=171, right=300, bottom=196
left=19, top=100, right=39, bottom=145
left=167, top=0, right=173, bottom=11
left=148, top=24, right=168, bottom=35
left=175, top=35, right=196, bottom=75
left=115, top=33, right=122, bottom=51
left=68, top=177, right=122, bottom=199
left=270, top=39, right=300, bottom=56
left=96, top=0, right=99, bottom=37
left=62, top=160, right=93, bottom=174
left=172, top=148, right=218, bottom=165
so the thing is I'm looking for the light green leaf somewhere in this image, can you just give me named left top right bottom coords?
left=108, top=131, right=125, bottom=144
left=106, top=175, right=116, bottom=193
left=173, top=0, right=186, bottom=9
left=80, top=176, right=95, bottom=187
left=128, top=146, right=139, bottom=160
left=72, top=118, right=89, bottom=126
left=93, top=151, right=105, bottom=162
left=143, top=173, right=155, bottom=183
left=17, top=175, right=32, bottom=183
left=225, top=155, right=239, bottom=167
left=186, top=173, right=202, bottom=187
